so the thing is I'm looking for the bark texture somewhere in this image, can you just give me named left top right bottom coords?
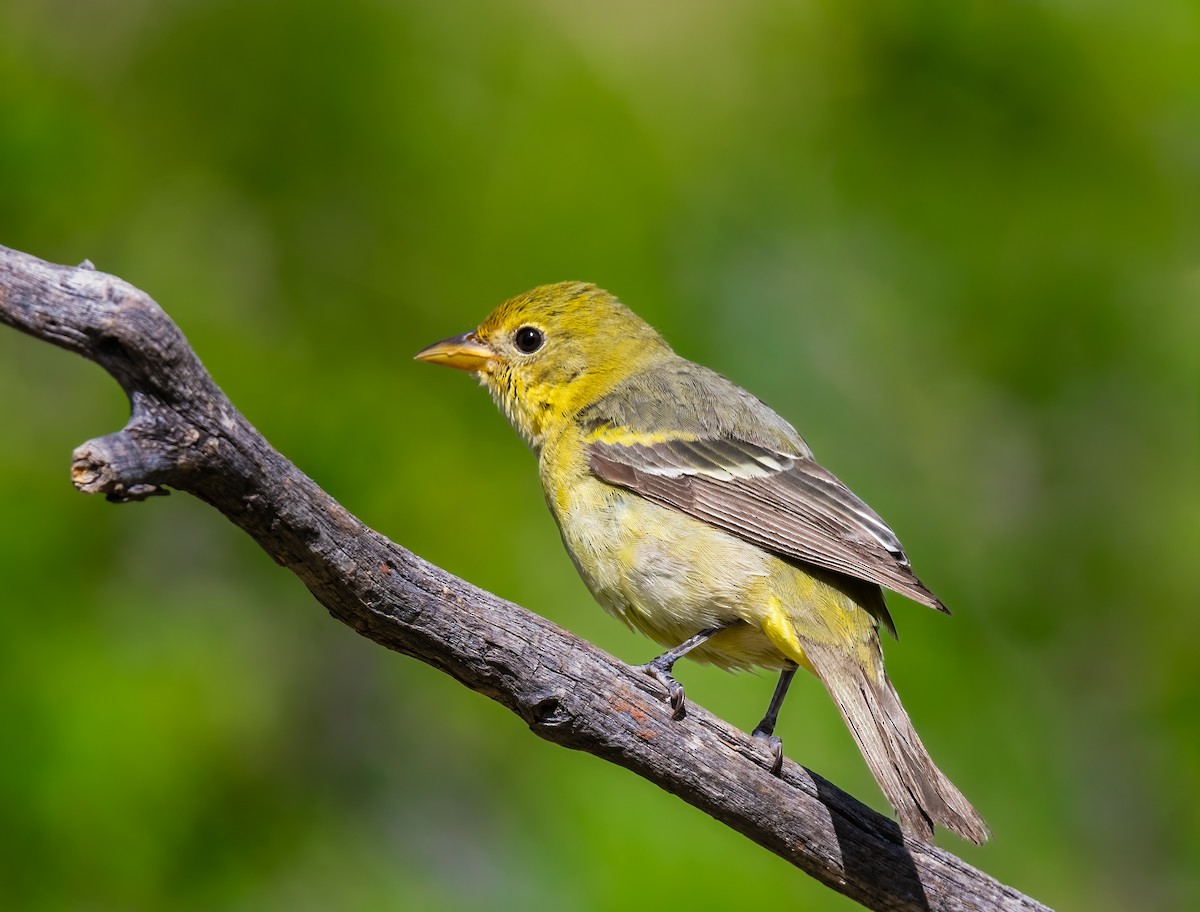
left=0, top=244, right=1051, bottom=912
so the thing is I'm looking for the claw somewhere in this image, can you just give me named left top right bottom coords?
left=667, top=679, right=686, bottom=720
left=636, top=659, right=689, bottom=720
left=752, top=728, right=785, bottom=776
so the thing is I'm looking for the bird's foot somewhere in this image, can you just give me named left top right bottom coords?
left=635, top=658, right=687, bottom=720
left=634, top=628, right=724, bottom=721
left=752, top=726, right=785, bottom=776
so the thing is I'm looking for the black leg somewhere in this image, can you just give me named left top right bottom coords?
left=752, top=664, right=797, bottom=775
left=635, top=626, right=724, bottom=720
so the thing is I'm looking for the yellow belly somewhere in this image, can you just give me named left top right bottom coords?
left=552, top=474, right=853, bottom=671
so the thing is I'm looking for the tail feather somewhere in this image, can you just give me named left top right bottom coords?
left=804, top=640, right=990, bottom=845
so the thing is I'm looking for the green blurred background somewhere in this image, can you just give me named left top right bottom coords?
left=1, top=1, right=1197, bottom=910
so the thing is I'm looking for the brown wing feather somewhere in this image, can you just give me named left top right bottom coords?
left=589, top=439, right=948, bottom=614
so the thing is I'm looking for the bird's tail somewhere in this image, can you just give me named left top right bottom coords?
left=803, top=640, right=990, bottom=845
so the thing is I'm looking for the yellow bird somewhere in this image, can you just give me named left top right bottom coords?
left=417, top=282, right=988, bottom=844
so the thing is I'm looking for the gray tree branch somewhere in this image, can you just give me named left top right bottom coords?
left=0, top=244, right=1050, bottom=912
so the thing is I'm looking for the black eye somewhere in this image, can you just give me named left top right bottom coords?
left=513, top=326, right=544, bottom=354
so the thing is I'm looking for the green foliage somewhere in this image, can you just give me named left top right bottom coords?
left=1, top=2, right=1196, bottom=910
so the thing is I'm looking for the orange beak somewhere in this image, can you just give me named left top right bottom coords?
left=414, top=331, right=497, bottom=372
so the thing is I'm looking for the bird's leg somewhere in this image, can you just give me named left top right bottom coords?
left=635, top=626, right=724, bottom=720
left=752, top=664, right=797, bottom=776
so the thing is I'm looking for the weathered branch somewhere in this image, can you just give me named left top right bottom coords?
left=0, top=244, right=1050, bottom=912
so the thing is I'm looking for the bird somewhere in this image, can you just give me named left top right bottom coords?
left=415, top=281, right=988, bottom=844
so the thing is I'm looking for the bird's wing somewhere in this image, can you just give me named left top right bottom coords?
left=585, top=426, right=947, bottom=616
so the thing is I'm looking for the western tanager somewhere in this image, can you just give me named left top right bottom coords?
left=416, top=281, right=988, bottom=844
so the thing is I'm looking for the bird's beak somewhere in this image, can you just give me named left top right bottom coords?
left=414, top=331, right=497, bottom=372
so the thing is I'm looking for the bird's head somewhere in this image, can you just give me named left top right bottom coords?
left=416, top=282, right=669, bottom=450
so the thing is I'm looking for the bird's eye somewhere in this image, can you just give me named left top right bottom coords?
left=513, top=326, right=544, bottom=354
